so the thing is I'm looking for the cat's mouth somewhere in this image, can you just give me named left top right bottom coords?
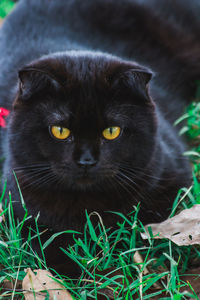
left=75, top=169, right=94, bottom=183
left=76, top=176, right=93, bottom=185
left=73, top=168, right=116, bottom=190
left=73, top=173, right=97, bottom=190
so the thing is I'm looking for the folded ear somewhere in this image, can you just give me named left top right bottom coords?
left=125, top=68, right=153, bottom=101
left=17, top=67, right=61, bottom=102
left=110, top=63, right=154, bottom=105
left=130, top=68, right=153, bottom=88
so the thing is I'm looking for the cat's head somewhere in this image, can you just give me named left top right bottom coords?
left=8, top=51, right=156, bottom=191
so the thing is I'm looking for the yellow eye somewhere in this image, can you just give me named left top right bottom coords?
left=50, top=126, right=71, bottom=140
left=102, top=126, right=121, bottom=140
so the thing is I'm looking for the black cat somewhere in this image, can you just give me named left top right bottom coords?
left=0, top=0, right=199, bottom=275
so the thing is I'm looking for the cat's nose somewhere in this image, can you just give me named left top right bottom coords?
left=77, top=150, right=97, bottom=168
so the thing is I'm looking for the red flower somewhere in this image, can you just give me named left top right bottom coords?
left=0, top=107, right=10, bottom=128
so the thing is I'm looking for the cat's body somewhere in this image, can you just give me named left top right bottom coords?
left=0, top=0, right=199, bottom=274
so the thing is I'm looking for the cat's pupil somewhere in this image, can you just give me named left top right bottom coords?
left=59, top=127, right=63, bottom=134
left=109, top=128, right=113, bottom=135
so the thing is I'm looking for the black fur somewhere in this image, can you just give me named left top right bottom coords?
left=0, top=0, right=199, bottom=274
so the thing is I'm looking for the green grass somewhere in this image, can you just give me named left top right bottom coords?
left=1, top=2, right=200, bottom=299
left=0, top=89, right=200, bottom=298
left=0, top=0, right=14, bottom=19
left=0, top=184, right=200, bottom=299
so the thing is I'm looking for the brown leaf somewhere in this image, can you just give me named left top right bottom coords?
left=133, top=251, right=149, bottom=275
left=141, top=205, right=200, bottom=246
left=180, top=267, right=200, bottom=297
left=83, top=269, right=120, bottom=299
left=22, top=268, right=73, bottom=300
left=0, top=279, right=22, bottom=300
left=133, top=251, right=164, bottom=290
left=0, top=203, right=5, bottom=223
left=2, top=279, right=22, bottom=290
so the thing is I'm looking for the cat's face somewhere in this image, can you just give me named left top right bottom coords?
left=9, top=52, right=157, bottom=191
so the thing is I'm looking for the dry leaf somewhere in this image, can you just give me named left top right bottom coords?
left=22, top=268, right=73, bottom=300
left=2, top=279, right=22, bottom=290
left=133, top=251, right=149, bottom=275
left=141, top=205, right=200, bottom=246
left=0, top=279, right=22, bottom=300
left=180, top=267, right=200, bottom=296
left=83, top=267, right=121, bottom=299
left=0, top=203, right=5, bottom=223
left=141, top=268, right=200, bottom=299
left=133, top=251, right=163, bottom=290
